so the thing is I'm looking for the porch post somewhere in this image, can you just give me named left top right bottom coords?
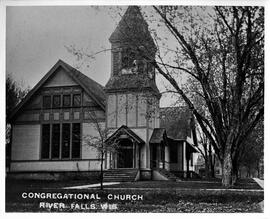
left=133, top=140, right=135, bottom=168
left=157, top=144, right=161, bottom=169
left=186, top=146, right=190, bottom=178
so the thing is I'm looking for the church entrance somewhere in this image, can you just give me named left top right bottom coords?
left=117, top=139, right=134, bottom=168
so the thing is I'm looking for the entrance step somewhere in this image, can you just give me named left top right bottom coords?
left=103, top=169, right=138, bottom=182
left=157, top=169, right=179, bottom=181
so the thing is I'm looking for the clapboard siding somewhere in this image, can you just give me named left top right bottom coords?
left=82, top=122, right=105, bottom=159
left=11, top=124, right=40, bottom=160
left=10, top=160, right=101, bottom=172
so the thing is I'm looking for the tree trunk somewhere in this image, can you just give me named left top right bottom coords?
left=210, top=159, right=215, bottom=178
left=232, top=167, right=238, bottom=185
left=204, top=156, right=210, bottom=178
left=222, top=148, right=233, bottom=187
left=232, top=159, right=239, bottom=185
left=100, top=152, right=104, bottom=190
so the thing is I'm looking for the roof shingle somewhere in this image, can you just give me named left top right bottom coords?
left=160, top=106, right=194, bottom=140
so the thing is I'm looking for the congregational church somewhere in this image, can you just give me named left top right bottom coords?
left=8, top=6, right=198, bottom=181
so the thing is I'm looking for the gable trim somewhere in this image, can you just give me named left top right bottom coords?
left=9, top=60, right=105, bottom=121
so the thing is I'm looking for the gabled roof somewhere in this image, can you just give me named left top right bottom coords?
left=9, top=59, right=105, bottom=121
left=149, top=128, right=167, bottom=144
left=106, top=125, right=145, bottom=144
left=160, top=106, right=197, bottom=143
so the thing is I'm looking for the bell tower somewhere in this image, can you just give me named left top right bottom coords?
left=105, top=6, right=160, bottom=176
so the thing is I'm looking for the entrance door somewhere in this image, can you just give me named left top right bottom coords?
left=117, top=147, right=133, bottom=168
left=117, top=139, right=133, bottom=168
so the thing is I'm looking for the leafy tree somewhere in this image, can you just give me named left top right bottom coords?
left=6, top=74, right=29, bottom=122
left=149, top=6, right=264, bottom=186
left=6, top=74, right=29, bottom=170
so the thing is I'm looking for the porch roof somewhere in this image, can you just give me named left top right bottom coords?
left=149, top=128, right=167, bottom=144
left=105, top=125, right=145, bottom=144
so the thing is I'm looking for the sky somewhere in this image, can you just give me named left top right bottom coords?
left=6, top=5, right=176, bottom=107
left=6, top=6, right=116, bottom=89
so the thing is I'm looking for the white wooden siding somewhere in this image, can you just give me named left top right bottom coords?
left=107, top=94, right=117, bottom=128
left=11, top=124, right=40, bottom=160
left=82, top=122, right=105, bottom=159
left=10, top=160, right=100, bottom=172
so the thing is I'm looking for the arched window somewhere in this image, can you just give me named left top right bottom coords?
left=121, top=48, right=136, bottom=69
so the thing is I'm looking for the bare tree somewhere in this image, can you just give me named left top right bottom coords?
left=83, top=111, right=120, bottom=190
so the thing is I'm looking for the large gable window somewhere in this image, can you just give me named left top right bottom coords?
left=62, top=123, right=71, bottom=158
left=72, top=123, right=81, bottom=158
left=51, top=124, right=60, bottom=159
left=41, top=124, right=50, bottom=159
left=41, top=123, right=81, bottom=160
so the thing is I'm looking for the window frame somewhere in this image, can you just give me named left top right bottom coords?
left=41, top=124, right=51, bottom=159
left=61, top=123, right=71, bottom=159
left=72, top=94, right=81, bottom=107
left=43, top=95, right=52, bottom=109
left=52, top=95, right=61, bottom=108
left=63, top=94, right=71, bottom=107
left=40, top=123, right=81, bottom=160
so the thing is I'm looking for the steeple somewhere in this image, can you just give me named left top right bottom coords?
left=105, top=6, right=159, bottom=97
left=109, top=6, right=156, bottom=53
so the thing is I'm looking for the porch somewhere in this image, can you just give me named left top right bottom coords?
left=105, top=125, right=144, bottom=170
left=149, top=128, right=198, bottom=179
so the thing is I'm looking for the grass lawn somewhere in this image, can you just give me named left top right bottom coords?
left=5, top=178, right=263, bottom=213
left=103, top=178, right=263, bottom=190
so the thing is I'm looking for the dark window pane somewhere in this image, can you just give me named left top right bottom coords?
left=51, top=124, right=60, bottom=159
left=53, top=95, right=61, bottom=108
left=170, top=143, right=178, bottom=163
left=72, top=123, right=81, bottom=158
left=63, top=95, right=71, bottom=107
left=62, top=123, right=70, bottom=159
left=121, top=48, right=137, bottom=69
left=43, top=96, right=51, bottom=108
left=73, top=94, right=81, bottom=107
left=41, top=124, right=50, bottom=159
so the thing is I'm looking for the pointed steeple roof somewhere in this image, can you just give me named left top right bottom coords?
left=109, top=6, right=156, bottom=52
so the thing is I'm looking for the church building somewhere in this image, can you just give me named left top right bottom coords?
left=8, top=6, right=197, bottom=181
